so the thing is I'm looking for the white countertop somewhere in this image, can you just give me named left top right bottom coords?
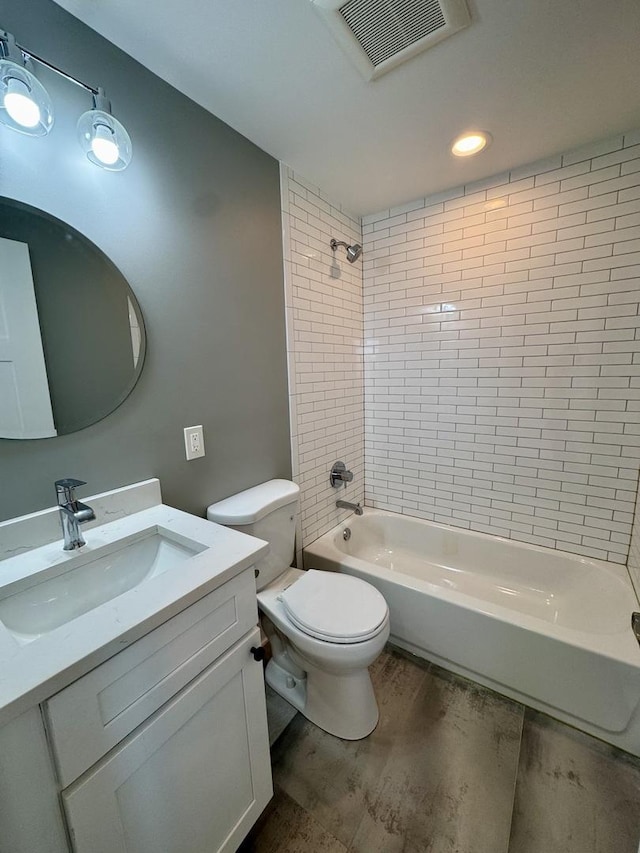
left=0, top=493, right=268, bottom=727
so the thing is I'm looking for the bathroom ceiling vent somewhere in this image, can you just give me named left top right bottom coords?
left=312, top=0, right=470, bottom=80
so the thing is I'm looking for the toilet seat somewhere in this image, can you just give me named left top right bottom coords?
left=278, top=570, right=388, bottom=644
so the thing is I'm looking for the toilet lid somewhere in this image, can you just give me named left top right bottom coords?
left=278, top=570, right=388, bottom=644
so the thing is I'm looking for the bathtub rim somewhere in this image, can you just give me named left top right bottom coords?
left=303, top=508, right=640, bottom=668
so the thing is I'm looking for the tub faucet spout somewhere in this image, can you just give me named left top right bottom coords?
left=336, top=499, right=363, bottom=516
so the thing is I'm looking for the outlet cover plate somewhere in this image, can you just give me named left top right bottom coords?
left=184, top=425, right=205, bottom=461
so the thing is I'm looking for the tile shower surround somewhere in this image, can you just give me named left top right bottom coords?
left=362, top=130, right=640, bottom=566
left=280, top=166, right=364, bottom=557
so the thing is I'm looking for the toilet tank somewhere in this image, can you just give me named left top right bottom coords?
left=207, top=479, right=300, bottom=591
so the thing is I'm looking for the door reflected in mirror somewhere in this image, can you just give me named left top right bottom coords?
left=0, top=198, right=146, bottom=439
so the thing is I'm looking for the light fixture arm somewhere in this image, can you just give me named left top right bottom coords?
left=93, top=87, right=112, bottom=113
left=1, top=31, right=22, bottom=65
left=0, top=29, right=100, bottom=96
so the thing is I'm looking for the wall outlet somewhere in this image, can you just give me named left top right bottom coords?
left=184, top=425, right=205, bottom=461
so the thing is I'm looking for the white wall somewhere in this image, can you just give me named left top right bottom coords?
left=362, top=131, right=640, bottom=565
left=628, top=503, right=640, bottom=600
left=280, top=166, right=364, bottom=561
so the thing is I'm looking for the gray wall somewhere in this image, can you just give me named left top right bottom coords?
left=0, top=0, right=291, bottom=521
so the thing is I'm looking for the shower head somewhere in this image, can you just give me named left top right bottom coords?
left=330, top=238, right=363, bottom=263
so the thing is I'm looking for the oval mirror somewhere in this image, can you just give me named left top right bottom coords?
left=0, top=198, right=146, bottom=439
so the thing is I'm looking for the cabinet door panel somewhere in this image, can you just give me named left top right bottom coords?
left=46, top=570, right=257, bottom=786
left=63, top=628, right=272, bottom=853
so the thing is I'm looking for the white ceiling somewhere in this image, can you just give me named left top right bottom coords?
left=54, top=0, right=640, bottom=216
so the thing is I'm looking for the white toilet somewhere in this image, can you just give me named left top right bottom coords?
left=207, top=479, right=390, bottom=740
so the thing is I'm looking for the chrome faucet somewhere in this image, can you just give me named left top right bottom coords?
left=55, top=479, right=95, bottom=550
left=336, top=499, right=363, bottom=516
left=330, top=461, right=354, bottom=488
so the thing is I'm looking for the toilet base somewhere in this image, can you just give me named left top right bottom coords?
left=265, top=658, right=307, bottom=713
left=265, top=656, right=379, bottom=741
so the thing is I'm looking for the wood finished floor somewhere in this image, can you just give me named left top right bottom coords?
left=240, top=646, right=640, bottom=853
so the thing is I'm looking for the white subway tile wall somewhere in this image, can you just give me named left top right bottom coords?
left=280, top=165, right=364, bottom=560
left=362, top=131, right=640, bottom=566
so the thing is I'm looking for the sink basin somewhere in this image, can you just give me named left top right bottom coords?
left=0, top=529, right=205, bottom=645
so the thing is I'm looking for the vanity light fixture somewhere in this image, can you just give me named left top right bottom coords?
left=77, top=88, right=132, bottom=171
left=0, top=28, right=132, bottom=170
left=451, top=130, right=492, bottom=157
left=0, top=32, right=53, bottom=136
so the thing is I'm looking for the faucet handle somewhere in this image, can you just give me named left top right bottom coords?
left=55, top=478, right=86, bottom=503
left=55, top=478, right=86, bottom=490
left=330, top=461, right=354, bottom=488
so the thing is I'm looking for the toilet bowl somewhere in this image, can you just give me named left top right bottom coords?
left=259, top=567, right=390, bottom=739
left=207, top=479, right=389, bottom=740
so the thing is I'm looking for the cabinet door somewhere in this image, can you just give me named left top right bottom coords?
left=63, top=628, right=272, bottom=853
left=47, top=570, right=257, bottom=787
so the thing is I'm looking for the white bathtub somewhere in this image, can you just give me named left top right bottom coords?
left=304, top=509, right=640, bottom=756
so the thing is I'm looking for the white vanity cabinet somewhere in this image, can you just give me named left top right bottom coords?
left=60, top=628, right=271, bottom=853
left=0, top=565, right=272, bottom=853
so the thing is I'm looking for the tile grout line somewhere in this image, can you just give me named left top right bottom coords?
left=344, top=661, right=431, bottom=851
left=345, top=648, right=432, bottom=852
left=503, top=704, right=527, bottom=853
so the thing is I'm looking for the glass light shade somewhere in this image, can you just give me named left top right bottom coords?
left=77, top=109, right=132, bottom=171
left=451, top=131, right=492, bottom=157
left=0, top=59, right=54, bottom=136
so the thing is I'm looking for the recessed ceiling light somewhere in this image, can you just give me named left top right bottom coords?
left=451, top=131, right=492, bottom=157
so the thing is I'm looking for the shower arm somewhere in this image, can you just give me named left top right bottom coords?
left=330, top=237, right=362, bottom=263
